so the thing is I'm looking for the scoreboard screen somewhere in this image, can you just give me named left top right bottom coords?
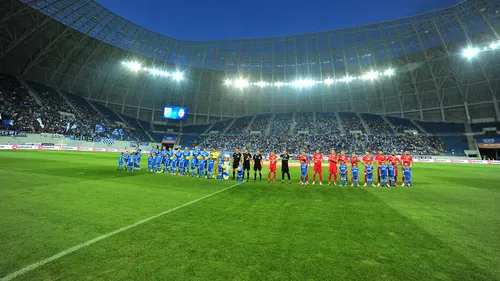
left=163, top=106, right=187, bottom=120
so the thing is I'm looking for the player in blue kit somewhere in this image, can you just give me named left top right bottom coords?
left=155, top=153, right=163, bottom=173
left=178, top=155, right=187, bottom=176
left=135, top=149, right=142, bottom=170
left=182, top=147, right=191, bottom=173
left=300, top=161, right=308, bottom=185
left=164, top=152, right=171, bottom=174
left=127, top=152, right=135, bottom=172
left=237, top=164, right=244, bottom=183
left=147, top=153, right=154, bottom=172
left=379, top=161, right=388, bottom=187
left=198, top=157, right=206, bottom=178
left=171, top=155, right=178, bottom=175
left=339, top=161, right=348, bottom=187
left=117, top=152, right=125, bottom=170
left=207, top=156, right=215, bottom=179
left=191, top=146, right=201, bottom=174
left=387, top=160, right=395, bottom=187
left=217, top=160, right=223, bottom=180
left=365, top=162, right=375, bottom=187
left=351, top=165, right=359, bottom=187
left=402, top=163, right=413, bottom=187
left=151, top=153, right=157, bottom=172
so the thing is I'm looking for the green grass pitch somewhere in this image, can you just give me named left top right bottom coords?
left=0, top=150, right=499, bottom=281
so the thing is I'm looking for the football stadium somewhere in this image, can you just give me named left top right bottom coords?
left=1, top=0, right=500, bottom=280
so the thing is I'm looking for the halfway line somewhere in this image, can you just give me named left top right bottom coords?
left=0, top=182, right=242, bottom=281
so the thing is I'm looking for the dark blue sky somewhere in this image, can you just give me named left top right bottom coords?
left=96, top=0, right=462, bottom=40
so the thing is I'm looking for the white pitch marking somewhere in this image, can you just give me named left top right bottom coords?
left=0, top=182, right=242, bottom=281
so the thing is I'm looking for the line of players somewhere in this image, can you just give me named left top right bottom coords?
left=298, top=149, right=414, bottom=187
left=117, top=145, right=413, bottom=187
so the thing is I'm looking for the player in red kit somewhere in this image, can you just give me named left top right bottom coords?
left=375, top=150, right=386, bottom=186
left=362, top=151, right=374, bottom=186
left=338, top=150, right=349, bottom=183
left=350, top=153, right=360, bottom=186
left=328, top=149, right=339, bottom=186
left=312, top=149, right=323, bottom=185
left=400, top=150, right=413, bottom=184
left=387, top=151, right=401, bottom=186
left=267, top=151, right=278, bottom=183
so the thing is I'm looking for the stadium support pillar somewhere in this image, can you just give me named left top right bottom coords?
left=464, top=102, right=472, bottom=124
left=440, top=104, right=445, bottom=122
left=493, top=97, right=500, bottom=122
left=419, top=109, right=424, bottom=121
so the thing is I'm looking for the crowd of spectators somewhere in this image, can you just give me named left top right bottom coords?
left=0, top=74, right=136, bottom=141
left=315, top=114, right=341, bottom=135
left=340, top=115, right=364, bottom=132
left=249, top=115, right=272, bottom=132
left=393, top=124, right=419, bottom=133
left=270, top=115, right=291, bottom=134
left=293, top=113, right=313, bottom=132
left=365, top=120, right=394, bottom=134
left=196, top=132, right=443, bottom=155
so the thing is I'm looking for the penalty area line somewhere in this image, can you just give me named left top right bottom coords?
left=0, top=182, right=242, bottom=281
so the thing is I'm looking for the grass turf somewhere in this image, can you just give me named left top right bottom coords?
left=0, top=150, right=499, bottom=280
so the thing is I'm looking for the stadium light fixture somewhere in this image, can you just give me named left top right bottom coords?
left=172, top=72, right=183, bottom=81
left=340, top=76, right=354, bottom=83
left=363, top=71, right=379, bottom=80
left=490, top=41, right=500, bottom=49
left=224, top=79, right=233, bottom=85
left=122, top=61, right=142, bottom=72
left=384, top=69, right=395, bottom=76
left=256, top=81, right=268, bottom=87
left=324, top=78, right=334, bottom=85
left=274, top=82, right=284, bottom=87
left=463, top=47, right=480, bottom=59
left=235, top=79, right=248, bottom=88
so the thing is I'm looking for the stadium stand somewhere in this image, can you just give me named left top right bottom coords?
left=270, top=113, right=292, bottom=134
left=249, top=114, right=273, bottom=132
left=361, top=114, right=393, bottom=135
left=339, top=112, right=364, bottom=133
left=182, top=124, right=211, bottom=134
left=417, top=121, right=465, bottom=135
left=226, top=116, right=253, bottom=134
left=210, top=119, right=233, bottom=132
left=90, top=102, right=122, bottom=123
left=471, top=122, right=500, bottom=132
left=386, top=116, right=421, bottom=133
left=294, top=113, right=313, bottom=132
left=154, top=124, right=178, bottom=132
left=315, top=112, right=341, bottom=135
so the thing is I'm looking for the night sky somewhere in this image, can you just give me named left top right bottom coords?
left=96, top=0, right=462, bottom=40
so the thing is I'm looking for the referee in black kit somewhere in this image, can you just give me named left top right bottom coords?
left=280, top=149, right=291, bottom=184
left=242, top=148, right=252, bottom=181
left=232, top=148, right=242, bottom=180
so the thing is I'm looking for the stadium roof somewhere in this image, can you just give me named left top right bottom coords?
left=14, top=0, right=500, bottom=72
left=0, top=0, right=499, bottom=122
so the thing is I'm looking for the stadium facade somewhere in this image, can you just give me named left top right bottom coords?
left=0, top=0, right=499, bottom=125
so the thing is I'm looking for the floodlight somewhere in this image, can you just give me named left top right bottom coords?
left=149, top=69, right=164, bottom=76
left=324, top=78, right=334, bottom=85
left=235, top=79, right=248, bottom=88
left=341, top=76, right=354, bottom=83
left=257, top=81, right=268, bottom=87
left=172, top=72, right=183, bottom=81
left=123, top=61, right=142, bottom=71
left=274, top=82, right=284, bottom=87
left=384, top=69, right=395, bottom=76
left=463, top=47, right=479, bottom=59
left=490, top=42, right=499, bottom=49
left=364, top=71, right=379, bottom=80
left=224, top=79, right=232, bottom=86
